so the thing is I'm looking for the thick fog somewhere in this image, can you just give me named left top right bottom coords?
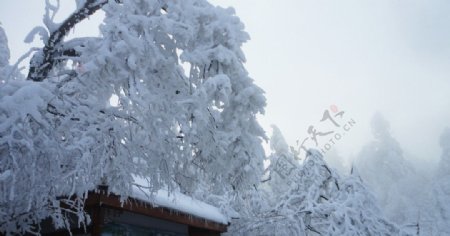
left=212, top=0, right=450, bottom=167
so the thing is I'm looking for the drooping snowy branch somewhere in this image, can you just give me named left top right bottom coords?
left=27, top=0, right=112, bottom=81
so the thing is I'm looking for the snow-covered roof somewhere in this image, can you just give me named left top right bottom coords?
left=130, top=186, right=228, bottom=225
left=129, top=177, right=228, bottom=225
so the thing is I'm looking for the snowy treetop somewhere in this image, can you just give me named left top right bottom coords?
left=0, top=26, right=10, bottom=67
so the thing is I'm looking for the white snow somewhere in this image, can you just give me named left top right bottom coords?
left=0, top=170, right=11, bottom=181
left=24, top=27, right=49, bottom=43
left=131, top=177, right=228, bottom=225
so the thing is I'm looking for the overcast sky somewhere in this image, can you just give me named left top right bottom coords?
left=1, top=0, right=450, bottom=166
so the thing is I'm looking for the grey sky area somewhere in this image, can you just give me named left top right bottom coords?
left=1, top=1, right=450, bottom=167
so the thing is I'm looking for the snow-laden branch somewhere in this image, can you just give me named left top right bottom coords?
left=27, top=0, right=114, bottom=82
left=2, top=0, right=268, bottom=234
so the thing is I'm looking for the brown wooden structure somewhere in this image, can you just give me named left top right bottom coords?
left=41, top=190, right=228, bottom=236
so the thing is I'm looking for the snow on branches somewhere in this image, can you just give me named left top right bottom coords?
left=1, top=0, right=266, bottom=234
left=227, top=128, right=409, bottom=235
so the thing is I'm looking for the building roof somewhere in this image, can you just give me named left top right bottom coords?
left=130, top=185, right=229, bottom=225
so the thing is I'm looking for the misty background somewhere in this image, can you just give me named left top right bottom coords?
left=1, top=0, right=450, bottom=168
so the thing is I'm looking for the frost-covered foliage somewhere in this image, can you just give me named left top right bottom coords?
left=395, top=127, right=450, bottom=235
left=430, top=128, right=450, bottom=234
left=354, top=113, right=421, bottom=226
left=352, top=113, right=450, bottom=234
left=82, top=0, right=267, bottom=208
left=0, top=80, right=93, bottom=234
left=1, top=25, right=92, bottom=234
left=437, top=127, right=450, bottom=177
left=0, top=0, right=266, bottom=234
left=227, top=128, right=406, bottom=236
left=0, top=26, right=14, bottom=80
left=0, top=26, right=10, bottom=68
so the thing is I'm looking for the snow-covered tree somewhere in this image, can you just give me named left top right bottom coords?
left=356, top=113, right=408, bottom=183
left=430, top=128, right=450, bottom=234
left=227, top=129, right=406, bottom=235
left=0, top=26, right=9, bottom=69
left=354, top=113, right=421, bottom=225
left=0, top=25, right=14, bottom=80
left=0, top=0, right=266, bottom=234
left=437, top=127, right=450, bottom=178
left=262, top=125, right=296, bottom=197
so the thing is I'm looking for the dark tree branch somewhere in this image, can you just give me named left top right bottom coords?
left=306, top=225, right=322, bottom=235
left=260, top=175, right=271, bottom=183
left=61, top=48, right=80, bottom=58
left=319, top=195, right=329, bottom=201
left=27, top=0, right=113, bottom=81
left=47, top=104, right=66, bottom=117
